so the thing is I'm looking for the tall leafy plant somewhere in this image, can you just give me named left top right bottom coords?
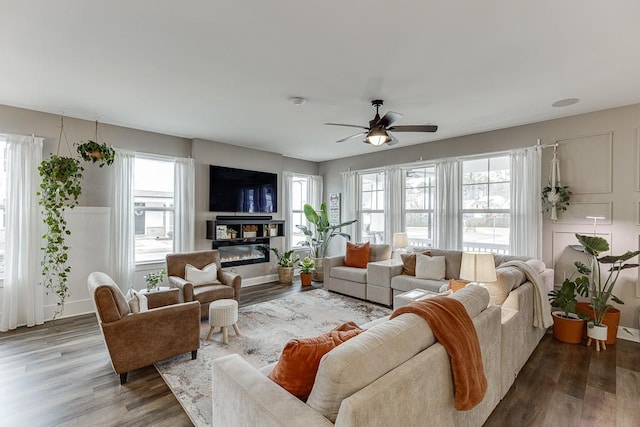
left=37, top=155, right=84, bottom=317
left=296, top=202, right=357, bottom=258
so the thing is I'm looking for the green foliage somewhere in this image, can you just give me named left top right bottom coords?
left=75, top=140, right=116, bottom=167
left=573, top=234, right=640, bottom=326
left=37, top=156, right=84, bottom=318
left=299, top=256, right=316, bottom=273
left=548, top=277, right=589, bottom=318
left=541, top=185, right=571, bottom=213
left=270, top=248, right=299, bottom=268
left=144, top=269, right=167, bottom=290
left=296, top=202, right=357, bottom=258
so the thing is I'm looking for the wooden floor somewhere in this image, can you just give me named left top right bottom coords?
left=1, top=281, right=638, bottom=426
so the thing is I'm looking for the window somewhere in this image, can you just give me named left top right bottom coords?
left=403, top=166, right=435, bottom=249
left=290, top=175, right=308, bottom=247
left=359, top=171, right=385, bottom=243
left=461, top=156, right=510, bottom=254
left=134, top=156, right=175, bottom=263
left=0, top=137, right=6, bottom=278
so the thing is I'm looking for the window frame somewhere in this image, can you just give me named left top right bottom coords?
left=402, top=165, right=436, bottom=249
left=358, top=170, right=386, bottom=243
left=289, top=174, right=309, bottom=249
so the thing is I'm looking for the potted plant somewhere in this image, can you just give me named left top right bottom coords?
left=75, top=140, right=115, bottom=167
left=299, top=256, right=315, bottom=287
left=541, top=185, right=571, bottom=216
left=144, top=269, right=167, bottom=292
left=572, top=234, right=640, bottom=347
left=296, top=202, right=357, bottom=282
left=548, top=277, right=589, bottom=344
left=37, top=155, right=84, bottom=318
left=227, top=227, right=238, bottom=239
left=270, top=248, right=299, bottom=285
left=243, top=224, right=258, bottom=238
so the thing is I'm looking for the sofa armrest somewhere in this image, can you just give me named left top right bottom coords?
left=220, top=270, right=242, bottom=302
left=323, top=255, right=345, bottom=281
left=367, top=260, right=403, bottom=288
left=213, top=354, right=333, bottom=427
left=169, top=276, right=194, bottom=301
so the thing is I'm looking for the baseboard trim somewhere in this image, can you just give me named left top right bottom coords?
left=618, top=326, right=640, bottom=343
left=242, top=274, right=278, bottom=287
left=44, top=299, right=94, bottom=321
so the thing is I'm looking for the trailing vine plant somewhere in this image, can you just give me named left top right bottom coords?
left=75, top=120, right=115, bottom=167
left=36, top=116, right=84, bottom=318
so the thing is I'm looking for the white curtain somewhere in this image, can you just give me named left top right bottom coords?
left=0, top=134, right=44, bottom=331
left=434, top=159, right=461, bottom=249
left=385, top=166, right=403, bottom=244
left=309, top=175, right=323, bottom=215
left=282, top=172, right=294, bottom=250
left=341, top=171, right=358, bottom=242
left=110, top=148, right=135, bottom=291
left=174, top=157, right=195, bottom=253
left=510, top=147, right=542, bottom=258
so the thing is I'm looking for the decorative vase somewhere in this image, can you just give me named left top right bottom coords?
left=300, top=272, right=313, bottom=287
left=312, top=257, right=324, bottom=282
left=576, top=302, right=620, bottom=345
left=277, top=266, right=294, bottom=285
left=587, top=322, right=608, bottom=341
left=551, top=312, right=585, bottom=344
left=270, top=228, right=278, bottom=237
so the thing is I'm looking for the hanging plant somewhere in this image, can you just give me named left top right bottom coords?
left=541, top=185, right=571, bottom=213
left=76, top=140, right=115, bottom=167
left=37, top=154, right=83, bottom=318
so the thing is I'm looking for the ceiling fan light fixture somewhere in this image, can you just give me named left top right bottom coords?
left=366, top=127, right=390, bottom=146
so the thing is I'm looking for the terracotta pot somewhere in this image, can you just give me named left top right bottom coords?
left=89, top=150, right=102, bottom=160
left=300, top=272, right=313, bottom=286
left=312, top=257, right=324, bottom=282
left=576, top=302, right=620, bottom=345
left=551, top=311, right=585, bottom=344
left=277, top=266, right=294, bottom=285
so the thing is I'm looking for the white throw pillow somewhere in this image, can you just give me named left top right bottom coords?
left=125, top=289, right=148, bottom=313
left=415, top=254, right=446, bottom=280
left=185, top=262, right=218, bottom=286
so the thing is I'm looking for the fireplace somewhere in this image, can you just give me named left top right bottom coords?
left=212, top=238, right=270, bottom=267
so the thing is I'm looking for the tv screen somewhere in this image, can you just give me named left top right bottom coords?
left=209, top=165, right=277, bottom=213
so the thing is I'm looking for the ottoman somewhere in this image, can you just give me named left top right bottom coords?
left=207, top=299, right=241, bottom=344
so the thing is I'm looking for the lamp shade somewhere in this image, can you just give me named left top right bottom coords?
left=459, top=252, right=497, bottom=283
left=393, top=232, right=409, bottom=249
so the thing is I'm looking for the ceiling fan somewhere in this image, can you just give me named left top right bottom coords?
left=325, top=99, right=438, bottom=146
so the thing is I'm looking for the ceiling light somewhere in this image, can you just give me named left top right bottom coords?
left=366, top=127, right=391, bottom=146
left=289, top=96, right=306, bottom=106
left=552, top=98, right=580, bottom=107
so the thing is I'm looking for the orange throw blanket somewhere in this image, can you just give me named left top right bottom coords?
left=390, top=297, right=487, bottom=410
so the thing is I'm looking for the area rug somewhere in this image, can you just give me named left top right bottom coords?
left=155, top=289, right=391, bottom=427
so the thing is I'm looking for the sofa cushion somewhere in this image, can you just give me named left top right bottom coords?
left=125, top=289, right=148, bottom=313
left=192, top=284, right=234, bottom=303
left=391, top=275, right=446, bottom=293
left=185, top=262, right=218, bottom=286
left=369, top=244, right=392, bottom=262
left=485, top=266, right=525, bottom=305
left=525, top=258, right=546, bottom=274
left=306, top=286, right=490, bottom=421
left=400, top=250, right=432, bottom=276
left=345, top=242, right=370, bottom=268
left=268, top=323, right=363, bottom=400
left=428, top=249, right=463, bottom=279
left=449, top=279, right=471, bottom=293
left=415, top=254, right=446, bottom=280
left=330, top=266, right=368, bottom=284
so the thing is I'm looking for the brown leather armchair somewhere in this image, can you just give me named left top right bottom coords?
left=88, top=272, right=201, bottom=384
left=166, top=250, right=241, bottom=318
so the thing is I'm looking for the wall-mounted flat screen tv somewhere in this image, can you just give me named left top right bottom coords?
left=209, top=165, right=277, bottom=213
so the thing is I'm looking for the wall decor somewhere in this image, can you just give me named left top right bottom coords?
left=329, top=192, right=341, bottom=225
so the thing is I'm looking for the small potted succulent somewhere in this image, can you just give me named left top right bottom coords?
left=144, top=269, right=167, bottom=292
left=75, top=140, right=115, bottom=167
left=227, top=227, right=238, bottom=239
left=299, top=256, right=315, bottom=287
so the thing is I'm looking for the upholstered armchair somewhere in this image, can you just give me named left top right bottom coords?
left=166, top=250, right=241, bottom=318
left=87, top=272, right=201, bottom=385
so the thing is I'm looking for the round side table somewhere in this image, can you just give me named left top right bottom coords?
left=207, top=299, right=240, bottom=344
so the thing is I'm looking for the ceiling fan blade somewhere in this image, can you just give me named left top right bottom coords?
left=336, top=132, right=367, bottom=143
left=325, top=123, right=369, bottom=130
left=387, top=125, right=438, bottom=133
left=378, top=111, right=403, bottom=128
left=387, top=132, right=400, bottom=146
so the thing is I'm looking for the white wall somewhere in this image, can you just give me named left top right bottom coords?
left=319, top=103, right=640, bottom=329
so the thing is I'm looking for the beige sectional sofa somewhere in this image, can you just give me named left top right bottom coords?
left=212, top=281, right=550, bottom=426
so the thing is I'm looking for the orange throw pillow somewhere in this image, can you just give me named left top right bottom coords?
left=449, top=279, right=471, bottom=293
left=268, top=323, right=363, bottom=400
left=401, top=250, right=432, bottom=276
left=344, top=242, right=371, bottom=268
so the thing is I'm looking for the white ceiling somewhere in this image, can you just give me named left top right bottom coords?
left=2, top=1, right=640, bottom=162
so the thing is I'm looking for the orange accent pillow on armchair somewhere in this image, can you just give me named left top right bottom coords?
left=344, top=241, right=371, bottom=268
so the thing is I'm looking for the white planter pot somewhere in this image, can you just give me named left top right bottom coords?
left=587, top=322, right=608, bottom=341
